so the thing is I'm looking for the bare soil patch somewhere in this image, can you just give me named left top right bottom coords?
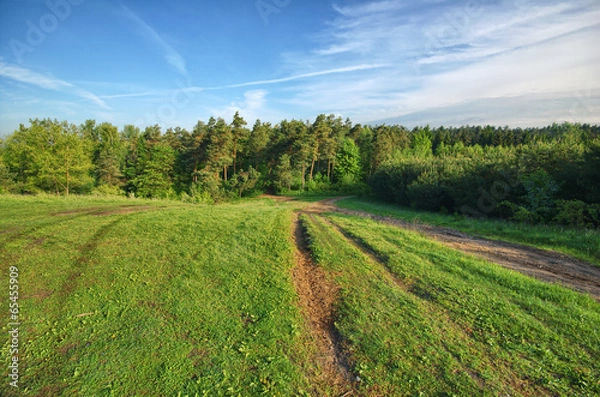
left=311, top=199, right=600, bottom=301
left=0, top=226, right=24, bottom=235
left=91, top=206, right=155, bottom=216
left=291, top=213, right=354, bottom=396
left=53, top=205, right=155, bottom=217
left=22, top=289, right=54, bottom=302
left=52, top=207, right=104, bottom=216
left=258, top=194, right=298, bottom=203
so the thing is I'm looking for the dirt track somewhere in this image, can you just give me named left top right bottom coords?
left=290, top=213, right=354, bottom=395
left=305, top=198, right=600, bottom=302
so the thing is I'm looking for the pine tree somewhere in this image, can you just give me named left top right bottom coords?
left=206, top=118, right=233, bottom=181
left=231, top=111, right=249, bottom=175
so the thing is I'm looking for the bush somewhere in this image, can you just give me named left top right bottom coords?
left=510, top=206, right=542, bottom=224
left=91, top=184, right=124, bottom=196
left=306, top=172, right=332, bottom=192
left=228, top=167, right=261, bottom=198
left=193, top=170, right=225, bottom=203
left=406, top=182, right=453, bottom=212
left=519, top=170, right=559, bottom=220
left=367, top=140, right=600, bottom=228
left=553, top=200, right=600, bottom=229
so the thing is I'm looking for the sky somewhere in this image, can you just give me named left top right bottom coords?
left=0, top=0, right=599, bottom=136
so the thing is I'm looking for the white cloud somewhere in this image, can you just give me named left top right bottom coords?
left=418, top=2, right=600, bottom=65
left=120, top=4, right=187, bottom=76
left=0, top=62, right=110, bottom=110
left=332, top=1, right=406, bottom=18
left=273, top=0, right=600, bottom=126
left=208, top=89, right=279, bottom=124
left=243, top=90, right=268, bottom=110
left=376, top=91, right=600, bottom=128
left=0, top=62, right=76, bottom=91
left=100, top=91, right=163, bottom=100
left=401, top=28, right=600, bottom=113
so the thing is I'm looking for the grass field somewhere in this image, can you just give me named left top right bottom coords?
left=336, top=196, right=600, bottom=267
left=1, top=195, right=600, bottom=396
left=302, top=213, right=600, bottom=395
left=0, top=196, right=320, bottom=396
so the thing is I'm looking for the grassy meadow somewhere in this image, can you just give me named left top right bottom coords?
left=0, top=196, right=320, bottom=396
left=302, top=213, right=600, bottom=395
left=1, top=194, right=599, bottom=396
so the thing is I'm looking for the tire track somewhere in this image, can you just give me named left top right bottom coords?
left=291, top=212, right=355, bottom=396
left=319, top=215, right=492, bottom=388
left=311, top=199, right=600, bottom=301
left=57, top=217, right=124, bottom=298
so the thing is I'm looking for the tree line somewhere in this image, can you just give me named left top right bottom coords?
left=0, top=114, right=364, bottom=202
left=1, top=116, right=599, bottom=227
left=369, top=123, right=600, bottom=228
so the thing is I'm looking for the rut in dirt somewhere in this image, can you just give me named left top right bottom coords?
left=321, top=215, right=489, bottom=389
left=303, top=198, right=600, bottom=302
left=291, top=213, right=355, bottom=396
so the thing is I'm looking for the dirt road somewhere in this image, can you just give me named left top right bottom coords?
left=305, top=198, right=600, bottom=302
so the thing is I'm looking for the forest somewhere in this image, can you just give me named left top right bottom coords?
left=1, top=115, right=599, bottom=228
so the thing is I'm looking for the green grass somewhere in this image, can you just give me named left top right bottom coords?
left=336, top=196, right=600, bottom=266
left=1, top=196, right=318, bottom=396
left=302, top=212, right=600, bottom=396
left=2, top=194, right=600, bottom=396
left=278, top=192, right=340, bottom=202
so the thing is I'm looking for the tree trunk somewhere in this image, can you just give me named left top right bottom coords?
left=309, top=159, right=315, bottom=181
left=327, top=158, right=331, bottom=181
left=331, top=159, right=336, bottom=182
left=223, top=165, right=228, bottom=182
left=65, top=149, right=70, bottom=196
left=233, top=149, right=237, bottom=175
left=301, top=163, right=306, bottom=191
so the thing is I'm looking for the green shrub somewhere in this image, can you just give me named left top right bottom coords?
left=306, top=172, right=332, bottom=192
left=553, top=200, right=600, bottom=229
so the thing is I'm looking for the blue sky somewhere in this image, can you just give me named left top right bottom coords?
left=0, top=0, right=599, bottom=136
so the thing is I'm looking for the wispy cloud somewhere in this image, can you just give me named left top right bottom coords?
left=277, top=0, right=600, bottom=125
left=120, top=4, right=187, bottom=76
left=99, top=91, right=162, bottom=100
left=98, top=64, right=389, bottom=99
left=418, top=1, right=600, bottom=66
left=0, top=62, right=110, bottom=110
left=195, top=63, right=390, bottom=91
